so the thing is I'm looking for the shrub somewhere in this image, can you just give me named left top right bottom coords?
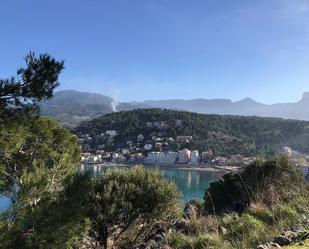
left=186, top=199, right=204, bottom=216
left=204, top=156, right=309, bottom=214
left=247, top=203, right=274, bottom=225
left=88, top=165, right=181, bottom=248
left=221, top=213, right=268, bottom=248
left=167, top=231, right=228, bottom=249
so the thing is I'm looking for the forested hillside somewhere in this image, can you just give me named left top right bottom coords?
left=40, top=90, right=115, bottom=127
left=74, top=109, right=309, bottom=156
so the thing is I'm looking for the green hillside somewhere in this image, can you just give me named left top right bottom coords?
left=74, top=109, right=309, bottom=156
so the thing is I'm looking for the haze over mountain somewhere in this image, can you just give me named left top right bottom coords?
left=40, top=90, right=309, bottom=126
left=137, top=92, right=309, bottom=120
left=40, top=90, right=115, bottom=127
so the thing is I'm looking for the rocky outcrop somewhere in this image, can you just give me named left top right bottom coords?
left=256, top=228, right=309, bottom=249
left=134, top=225, right=168, bottom=249
left=173, top=218, right=190, bottom=231
left=183, top=203, right=198, bottom=218
left=256, top=242, right=281, bottom=249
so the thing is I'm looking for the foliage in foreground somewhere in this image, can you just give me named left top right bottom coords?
left=166, top=157, right=309, bottom=249
left=204, top=156, right=308, bottom=214
left=88, top=165, right=181, bottom=248
left=0, top=52, right=64, bottom=118
left=0, top=117, right=84, bottom=249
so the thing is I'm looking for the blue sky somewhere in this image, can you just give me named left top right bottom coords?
left=1, top=0, right=309, bottom=103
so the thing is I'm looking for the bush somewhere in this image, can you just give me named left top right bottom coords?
left=221, top=213, right=268, bottom=248
left=185, top=199, right=204, bottom=216
left=204, top=156, right=309, bottom=214
left=247, top=203, right=274, bottom=225
left=167, top=231, right=229, bottom=249
left=88, top=165, right=181, bottom=248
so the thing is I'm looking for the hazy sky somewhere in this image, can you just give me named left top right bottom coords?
left=1, top=0, right=309, bottom=103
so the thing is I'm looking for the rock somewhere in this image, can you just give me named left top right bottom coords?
left=146, top=240, right=156, bottom=249
left=154, top=233, right=164, bottom=242
left=218, top=226, right=227, bottom=235
left=135, top=243, right=147, bottom=249
left=159, top=246, right=172, bottom=249
left=256, top=242, right=281, bottom=249
left=173, top=218, right=189, bottom=231
left=135, top=241, right=156, bottom=249
left=184, top=203, right=198, bottom=218
left=273, top=235, right=293, bottom=246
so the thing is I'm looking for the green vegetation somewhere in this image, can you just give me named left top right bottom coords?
left=0, top=54, right=181, bottom=248
left=40, top=90, right=114, bottom=127
left=75, top=108, right=309, bottom=156
left=0, top=52, right=64, bottom=118
left=0, top=117, right=81, bottom=205
left=284, top=239, right=309, bottom=248
left=165, top=157, right=309, bottom=249
left=1, top=54, right=309, bottom=249
left=0, top=53, right=88, bottom=249
left=88, top=165, right=180, bottom=248
left=204, top=157, right=307, bottom=214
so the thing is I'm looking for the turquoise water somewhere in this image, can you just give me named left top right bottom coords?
left=0, top=166, right=224, bottom=211
left=78, top=165, right=225, bottom=203
left=160, top=167, right=224, bottom=203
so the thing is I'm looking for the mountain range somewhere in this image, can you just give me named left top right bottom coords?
left=40, top=90, right=309, bottom=126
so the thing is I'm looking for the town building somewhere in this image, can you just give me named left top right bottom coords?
left=145, top=151, right=177, bottom=164
left=137, top=134, right=144, bottom=142
left=201, top=150, right=213, bottom=163
left=175, top=119, right=183, bottom=126
left=213, top=156, right=228, bottom=166
left=190, top=150, right=199, bottom=164
left=176, top=136, right=193, bottom=143
left=106, top=130, right=118, bottom=137
left=154, top=121, right=167, bottom=129
left=178, top=148, right=191, bottom=164
left=143, top=144, right=153, bottom=151
left=121, top=148, right=130, bottom=155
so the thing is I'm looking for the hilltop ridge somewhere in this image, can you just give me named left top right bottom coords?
left=74, top=108, right=309, bottom=157
left=40, top=90, right=309, bottom=126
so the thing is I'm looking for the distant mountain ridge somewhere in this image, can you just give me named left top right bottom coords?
left=125, top=92, right=309, bottom=120
left=40, top=90, right=309, bottom=126
left=40, top=90, right=115, bottom=127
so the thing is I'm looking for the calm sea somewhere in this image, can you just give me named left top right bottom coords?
left=0, top=165, right=224, bottom=211
left=79, top=164, right=225, bottom=203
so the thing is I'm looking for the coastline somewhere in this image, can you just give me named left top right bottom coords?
left=80, top=162, right=239, bottom=173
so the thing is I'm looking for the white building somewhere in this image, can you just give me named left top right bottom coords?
left=121, top=149, right=130, bottom=155
left=145, top=151, right=177, bottom=164
left=146, top=122, right=153, bottom=128
left=82, top=155, right=102, bottom=164
left=77, top=138, right=85, bottom=144
left=175, top=119, right=183, bottom=126
left=176, top=136, right=193, bottom=143
left=137, top=134, right=144, bottom=142
left=213, top=156, right=228, bottom=166
left=190, top=150, right=199, bottom=164
left=201, top=151, right=213, bottom=162
left=178, top=148, right=191, bottom=164
left=143, top=144, right=153, bottom=151
left=106, top=130, right=118, bottom=137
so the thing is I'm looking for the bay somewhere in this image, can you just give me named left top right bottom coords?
left=0, top=165, right=225, bottom=211
left=79, top=164, right=225, bottom=203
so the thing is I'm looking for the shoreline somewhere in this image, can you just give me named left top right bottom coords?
left=80, top=162, right=239, bottom=173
